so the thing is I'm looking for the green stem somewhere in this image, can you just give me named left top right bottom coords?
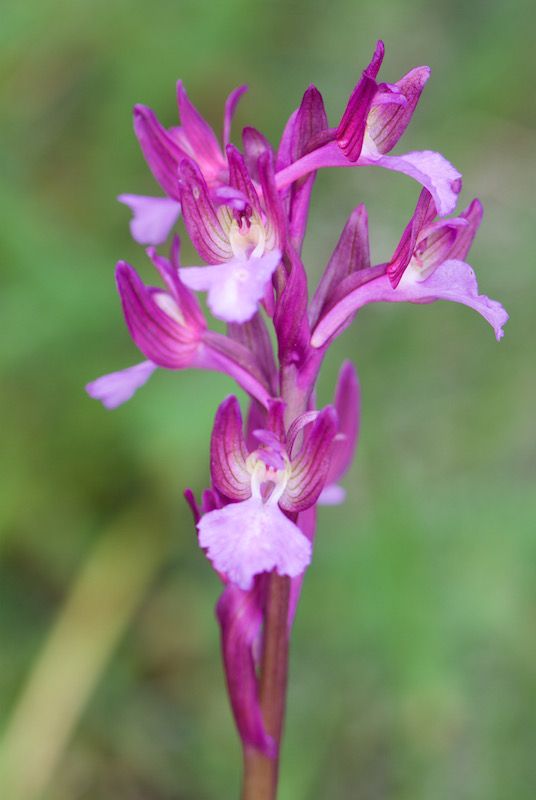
left=241, top=573, right=291, bottom=800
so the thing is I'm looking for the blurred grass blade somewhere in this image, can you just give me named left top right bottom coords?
left=0, top=509, right=168, bottom=800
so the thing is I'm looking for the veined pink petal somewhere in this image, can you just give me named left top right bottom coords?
left=312, top=259, right=508, bottom=347
left=198, top=497, right=312, bottom=590
left=118, top=195, right=181, bottom=245
left=367, top=66, right=430, bottom=154
left=176, top=81, right=225, bottom=177
left=226, top=144, right=262, bottom=213
left=133, top=105, right=186, bottom=200
left=337, top=40, right=385, bottom=161
left=116, top=261, right=203, bottom=368
left=387, top=189, right=436, bottom=287
left=180, top=251, right=281, bottom=324
left=310, top=204, right=370, bottom=327
left=210, top=396, right=251, bottom=501
left=448, top=198, right=483, bottom=261
left=86, top=361, right=157, bottom=409
left=178, top=160, right=233, bottom=263
left=281, top=407, right=338, bottom=512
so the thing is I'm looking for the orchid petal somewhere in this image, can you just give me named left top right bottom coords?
left=448, top=198, right=483, bottom=261
left=180, top=251, right=281, bottom=324
left=312, top=259, right=508, bottom=347
left=86, top=361, right=157, bottom=409
left=360, top=149, right=462, bottom=216
left=367, top=65, right=430, bottom=153
left=281, top=407, right=338, bottom=512
left=116, top=261, right=203, bottom=368
left=133, top=105, right=186, bottom=200
left=387, top=189, right=437, bottom=287
left=337, top=40, right=385, bottom=161
left=117, top=195, right=181, bottom=245
left=176, top=81, right=224, bottom=174
left=178, top=159, right=233, bottom=263
left=276, top=142, right=461, bottom=216
left=210, top=396, right=251, bottom=501
left=317, top=484, right=347, bottom=505
left=310, top=204, right=370, bottom=327
left=198, top=496, right=312, bottom=590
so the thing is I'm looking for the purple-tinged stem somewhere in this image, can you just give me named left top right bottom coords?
left=242, top=573, right=291, bottom=800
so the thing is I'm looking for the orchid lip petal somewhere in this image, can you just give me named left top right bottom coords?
left=311, top=259, right=508, bottom=347
left=86, top=361, right=157, bottom=409
left=180, top=250, right=281, bottom=324
left=118, top=194, right=181, bottom=245
left=198, top=497, right=312, bottom=590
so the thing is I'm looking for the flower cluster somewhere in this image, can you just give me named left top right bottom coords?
left=87, top=41, right=507, bottom=760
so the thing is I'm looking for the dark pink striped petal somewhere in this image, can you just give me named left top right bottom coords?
left=210, top=396, right=251, bottom=500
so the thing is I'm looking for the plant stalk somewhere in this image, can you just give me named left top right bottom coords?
left=241, top=573, right=291, bottom=800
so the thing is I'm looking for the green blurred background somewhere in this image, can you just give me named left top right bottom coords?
left=1, top=0, right=535, bottom=797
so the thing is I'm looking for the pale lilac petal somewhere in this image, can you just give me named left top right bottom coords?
left=181, top=251, right=281, bottom=324
left=360, top=150, right=462, bottom=216
left=118, top=194, right=181, bottom=245
left=198, top=497, right=312, bottom=590
left=317, top=484, right=347, bottom=505
left=86, top=361, right=157, bottom=409
left=312, top=259, right=508, bottom=347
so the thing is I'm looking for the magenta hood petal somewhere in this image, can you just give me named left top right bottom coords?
left=310, top=204, right=371, bottom=327
left=178, top=159, right=233, bottom=263
left=176, top=80, right=225, bottom=178
left=133, top=105, right=187, bottom=200
left=367, top=65, right=430, bottom=154
left=116, top=261, right=204, bottom=368
left=337, top=40, right=385, bottom=162
left=210, top=396, right=251, bottom=501
left=281, top=406, right=338, bottom=512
